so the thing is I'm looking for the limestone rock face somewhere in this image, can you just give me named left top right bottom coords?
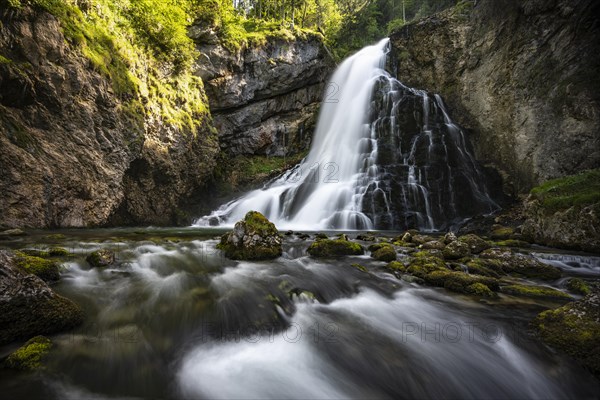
left=218, top=211, right=282, bottom=260
left=0, top=7, right=219, bottom=228
left=0, top=250, right=83, bottom=344
left=194, top=34, right=335, bottom=157
left=389, top=0, right=600, bottom=194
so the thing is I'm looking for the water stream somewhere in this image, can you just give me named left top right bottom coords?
left=1, top=230, right=598, bottom=399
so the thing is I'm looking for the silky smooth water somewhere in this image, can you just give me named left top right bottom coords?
left=1, top=230, right=598, bottom=399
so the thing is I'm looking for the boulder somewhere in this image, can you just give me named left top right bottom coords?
left=458, top=234, right=490, bottom=254
left=442, top=240, right=470, bottom=260
left=371, top=245, right=397, bottom=262
left=217, top=211, right=282, bottom=260
left=0, top=251, right=83, bottom=344
left=307, top=238, right=364, bottom=258
left=86, top=249, right=116, bottom=268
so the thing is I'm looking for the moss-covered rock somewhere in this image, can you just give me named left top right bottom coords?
left=411, top=234, right=435, bottom=245
left=465, top=258, right=501, bottom=278
left=490, top=225, right=514, bottom=240
left=458, top=234, right=491, bottom=254
left=443, top=232, right=457, bottom=244
left=566, top=278, right=591, bottom=296
left=406, top=251, right=448, bottom=278
left=4, top=336, right=52, bottom=370
left=386, top=261, right=406, bottom=273
left=467, top=282, right=495, bottom=297
left=315, top=233, right=328, bottom=240
left=534, top=286, right=600, bottom=377
left=420, top=240, right=445, bottom=250
left=502, top=284, right=572, bottom=301
left=0, top=251, right=84, bottom=344
left=371, top=244, right=397, bottom=262
left=307, top=238, right=364, bottom=257
left=14, top=251, right=60, bottom=282
left=86, top=249, right=116, bottom=268
left=48, top=247, right=70, bottom=256
left=442, top=240, right=470, bottom=260
left=350, top=263, right=368, bottom=273
left=217, top=211, right=282, bottom=260
left=493, top=239, right=531, bottom=248
left=479, top=248, right=561, bottom=280
left=356, top=234, right=376, bottom=241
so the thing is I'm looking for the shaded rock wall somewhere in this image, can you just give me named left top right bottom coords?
left=194, top=32, right=334, bottom=157
left=389, top=0, right=600, bottom=194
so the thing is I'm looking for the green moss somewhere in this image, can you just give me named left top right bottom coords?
left=424, top=270, right=499, bottom=294
left=307, top=239, right=364, bottom=258
left=466, top=282, right=495, bottom=297
left=490, top=226, right=514, bottom=240
left=502, top=284, right=572, bottom=300
left=217, top=211, right=282, bottom=260
left=566, top=278, right=591, bottom=295
left=371, top=245, right=397, bottom=262
left=86, top=249, right=115, bottom=267
left=458, top=234, right=491, bottom=254
left=534, top=294, right=600, bottom=377
left=0, top=54, right=13, bottom=64
left=350, top=263, right=368, bottom=273
left=494, top=239, right=531, bottom=248
left=406, top=252, right=448, bottom=278
left=5, top=336, right=52, bottom=370
left=45, top=234, right=66, bottom=240
left=465, top=259, right=501, bottom=278
left=48, top=247, right=70, bottom=256
left=14, top=251, right=60, bottom=282
left=386, top=261, right=406, bottom=273
left=530, top=169, right=600, bottom=214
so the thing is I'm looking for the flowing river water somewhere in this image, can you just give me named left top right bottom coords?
left=1, top=228, right=599, bottom=399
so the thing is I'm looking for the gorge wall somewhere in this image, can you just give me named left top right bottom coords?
left=0, top=5, right=332, bottom=228
left=389, top=0, right=600, bottom=194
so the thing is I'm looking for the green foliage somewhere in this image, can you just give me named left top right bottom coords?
left=5, top=336, right=52, bottom=370
left=530, top=169, right=600, bottom=214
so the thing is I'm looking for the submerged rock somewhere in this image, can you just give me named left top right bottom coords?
left=217, top=211, right=282, bottom=260
left=534, top=285, right=600, bottom=378
left=0, top=251, right=83, bottom=344
left=4, top=336, right=52, bottom=370
left=307, top=238, right=364, bottom=258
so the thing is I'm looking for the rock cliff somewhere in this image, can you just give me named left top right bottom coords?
left=193, top=29, right=334, bottom=157
left=389, top=0, right=600, bottom=194
left=0, top=5, right=332, bottom=228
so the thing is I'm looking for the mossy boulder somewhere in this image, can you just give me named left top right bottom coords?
left=420, top=240, right=445, bottom=250
left=406, top=251, right=448, bottom=278
left=493, top=239, right=531, bottom=248
left=443, top=232, right=457, bottom=244
left=386, top=261, right=406, bottom=273
left=356, top=234, right=376, bottom=241
left=467, top=282, right=495, bottom=297
left=479, top=248, right=561, bottom=280
left=458, top=234, right=490, bottom=254
left=4, top=336, right=52, bottom=370
left=465, top=258, right=502, bottom=278
left=307, top=238, right=364, bottom=257
left=566, top=278, right=591, bottom=295
left=0, top=251, right=83, bottom=344
left=424, top=270, right=499, bottom=293
left=48, top=247, right=70, bottom=256
left=86, top=249, right=116, bottom=268
left=350, top=263, right=368, bottom=273
left=217, top=211, right=282, bottom=260
left=14, top=251, right=60, bottom=282
left=534, top=286, right=600, bottom=377
left=371, top=244, right=397, bottom=262
left=502, top=284, right=572, bottom=301
left=442, top=240, right=470, bottom=260
left=490, top=225, right=514, bottom=240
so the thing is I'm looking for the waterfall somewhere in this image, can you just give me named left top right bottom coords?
left=196, top=38, right=498, bottom=230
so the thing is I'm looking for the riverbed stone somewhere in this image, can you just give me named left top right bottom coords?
left=4, top=335, right=52, bottom=370
left=0, top=250, right=83, bottom=344
left=307, top=238, right=364, bottom=258
left=443, top=240, right=470, bottom=260
left=458, top=234, right=491, bottom=254
left=217, top=211, right=282, bottom=260
left=86, top=249, right=116, bottom=268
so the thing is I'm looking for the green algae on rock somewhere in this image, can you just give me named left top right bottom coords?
left=217, top=211, right=282, bottom=260
left=4, top=336, right=52, bottom=370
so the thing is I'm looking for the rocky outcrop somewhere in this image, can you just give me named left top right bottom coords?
left=217, top=211, right=282, bottom=260
left=0, top=250, right=83, bottom=344
left=193, top=30, right=334, bottom=157
left=0, top=6, right=219, bottom=228
left=389, top=0, right=600, bottom=194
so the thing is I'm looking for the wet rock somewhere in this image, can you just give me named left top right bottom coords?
left=371, top=245, right=397, bottom=262
left=4, top=336, right=52, bottom=370
left=534, top=285, right=600, bottom=377
left=350, top=263, right=368, bottom=273
left=315, top=233, right=328, bottom=240
left=566, top=278, right=591, bottom=296
left=490, top=225, right=514, bottom=240
left=0, top=228, right=27, bottom=237
left=0, top=250, right=83, bottom=344
left=458, top=234, right=490, bottom=254
left=13, top=251, right=60, bottom=282
left=442, top=240, right=470, bottom=260
left=357, top=234, right=376, bottom=241
left=86, top=249, right=116, bottom=268
left=401, top=232, right=412, bottom=243
left=307, top=238, right=364, bottom=258
left=479, top=248, right=561, bottom=280
left=217, top=211, right=282, bottom=260
left=502, top=284, right=572, bottom=301
left=420, top=240, right=446, bottom=250
left=443, top=232, right=457, bottom=244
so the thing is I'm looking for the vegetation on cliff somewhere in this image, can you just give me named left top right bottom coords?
left=530, top=169, right=600, bottom=214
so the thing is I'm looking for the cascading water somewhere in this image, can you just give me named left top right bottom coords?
left=196, top=38, right=498, bottom=230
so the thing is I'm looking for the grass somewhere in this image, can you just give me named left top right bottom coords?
left=530, top=169, right=600, bottom=214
